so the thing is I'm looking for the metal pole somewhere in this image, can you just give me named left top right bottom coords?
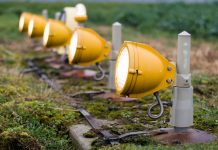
left=170, top=31, right=193, bottom=129
left=108, top=22, right=122, bottom=91
left=42, top=9, right=48, bottom=19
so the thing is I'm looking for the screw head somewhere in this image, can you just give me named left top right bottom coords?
left=166, top=78, right=172, bottom=83
left=167, top=66, right=172, bottom=71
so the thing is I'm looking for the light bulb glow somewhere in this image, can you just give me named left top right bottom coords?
left=69, top=32, right=78, bottom=61
left=28, top=20, right=34, bottom=35
left=19, top=16, right=25, bottom=31
left=43, top=23, right=50, bottom=45
left=115, top=47, right=129, bottom=92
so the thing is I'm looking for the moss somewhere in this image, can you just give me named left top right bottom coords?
left=0, top=57, right=80, bottom=149
left=83, top=130, right=97, bottom=138
left=86, top=102, right=108, bottom=118
left=0, top=9, right=218, bottom=149
left=0, top=128, right=41, bottom=150
left=0, top=99, right=79, bottom=149
left=120, top=135, right=157, bottom=145
left=0, top=95, right=8, bottom=104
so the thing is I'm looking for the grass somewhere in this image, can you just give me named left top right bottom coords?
left=0, top=2, right=218, bottom=41
left=0, top=45, right=79, bottom=149
left=0, top=1, right=217, bottom=150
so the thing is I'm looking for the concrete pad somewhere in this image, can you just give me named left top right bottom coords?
left=69, top=124, right=97, bottom=150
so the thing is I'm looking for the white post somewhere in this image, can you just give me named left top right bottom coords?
left=55, top=12, right=61, bottom=20
left=108, top=22, right=122, bottom=91
left=170, top=31, right=193, bottom=129
left=42, top=9, right=48, bottom=19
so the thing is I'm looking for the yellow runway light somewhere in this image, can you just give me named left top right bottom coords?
left=68, top=27, right=111, bottom=66
left=43, top=19, right=72, bottom=48
left=19, top=12, right=33, bottom=33
left=28, top=15, right=47, bottom=38
left=75, top=3, right=87, bottom=23
left=115, top=41, right=176, bottom=98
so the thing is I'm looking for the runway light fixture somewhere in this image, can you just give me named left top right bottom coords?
left=115, top=41, right=175, bottom=98
left=28, top=15, right=47, bottom=38
left=19, top=12, right=33, bottom=33
left=67, top=27, right=111, bottom=80
left=114, top=32, right=216, bottom=144
left=68, top=27, right=111, bottom=66
left=75, top=3, right=87, bottom=23
left=43, top=19, right=72, bottom=48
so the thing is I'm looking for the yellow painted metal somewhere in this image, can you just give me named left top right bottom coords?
left=75, top=16, right=88, bottom=23
left=115, top=41, right=176, bottom=98
left=43, top=19, right=72, bottom=48
left=52, top=7, right=78, bottom=55
left=68, top=27, right=111, bottom=66
left=75, top=3, right=87, bottom=23
left=19, top=12, right=33, bottom=33
left=28, top=15, right=47, bottom=38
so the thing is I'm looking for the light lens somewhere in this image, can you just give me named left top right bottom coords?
left=69, top=32, right=78, bottom=61
left=43, top=23, right=50, bottom=45
left=19, top=16, right=25, bottom=31
left=28, top=20, right=34, bottom=35
left=115, top=47, right=129, bottom=91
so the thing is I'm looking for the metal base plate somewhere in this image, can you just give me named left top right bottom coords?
left=95, top=92, right=138, bottom=102
left=153, top=128, right=217, bottom=144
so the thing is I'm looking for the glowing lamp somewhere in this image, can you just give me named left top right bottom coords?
left=43, top=19, right=72, bottom=48
left=68, top=27, right=111, bottom=66
left=113, top=34, right=216, bottom=144
left=75, top=3, right=87, bottom=23
left=28, top=15, right=47, bottom=38
left=115, top=41, right=176, bottom=98
left=19, top=12, right=33, bottom=33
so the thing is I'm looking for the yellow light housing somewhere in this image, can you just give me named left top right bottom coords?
left=43, top=19, right=72, bottom=48
left=19, top=12, right=33, bottom=33
left=75, top=3, right=87, bottom=23
left=115, top=41, right=176, bottom=98
left=28, top=15, right=47, bottom=38
left=68, top=27, right=111, bottom=66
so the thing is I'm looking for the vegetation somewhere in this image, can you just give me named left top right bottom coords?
left=0, top=1, right=217, bottom=150
left=0, top=2, right=218, bottom=41
left=0, top=46, right=79, bottom=149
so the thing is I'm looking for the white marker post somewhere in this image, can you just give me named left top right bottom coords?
left=170, top=31, right=193, bottom=130
left=42, top=9, right=48, bottom=19
left=55, top=12, right=61, bottom=20
left=154, top=31, right=216, bottom=144
left=108, top=22, right=122, bottom=91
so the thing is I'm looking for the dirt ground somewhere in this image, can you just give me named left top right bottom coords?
left=5, top=36, right=218, bottom=76
left=146, top=38, right=218, bottom=75
left=1, top=34, right=217, bottom=150
left=90, top=25, right=218, bottom=76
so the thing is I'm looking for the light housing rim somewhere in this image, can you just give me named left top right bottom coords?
left=68, top=27, right=111, bottom=66
left=115, top=41, right=176, bottom=98
left=43, top=19, right=72, bottom=48
left=19, top=12, right=33, bottom=33
left=27, top=15, right=47, bottom=38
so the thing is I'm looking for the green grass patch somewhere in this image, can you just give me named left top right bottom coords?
left=0, top=45, right=79, bottom=149
left=0, top=2, right=218, bottom=41
left=0, top=2, right=217, bottom=149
